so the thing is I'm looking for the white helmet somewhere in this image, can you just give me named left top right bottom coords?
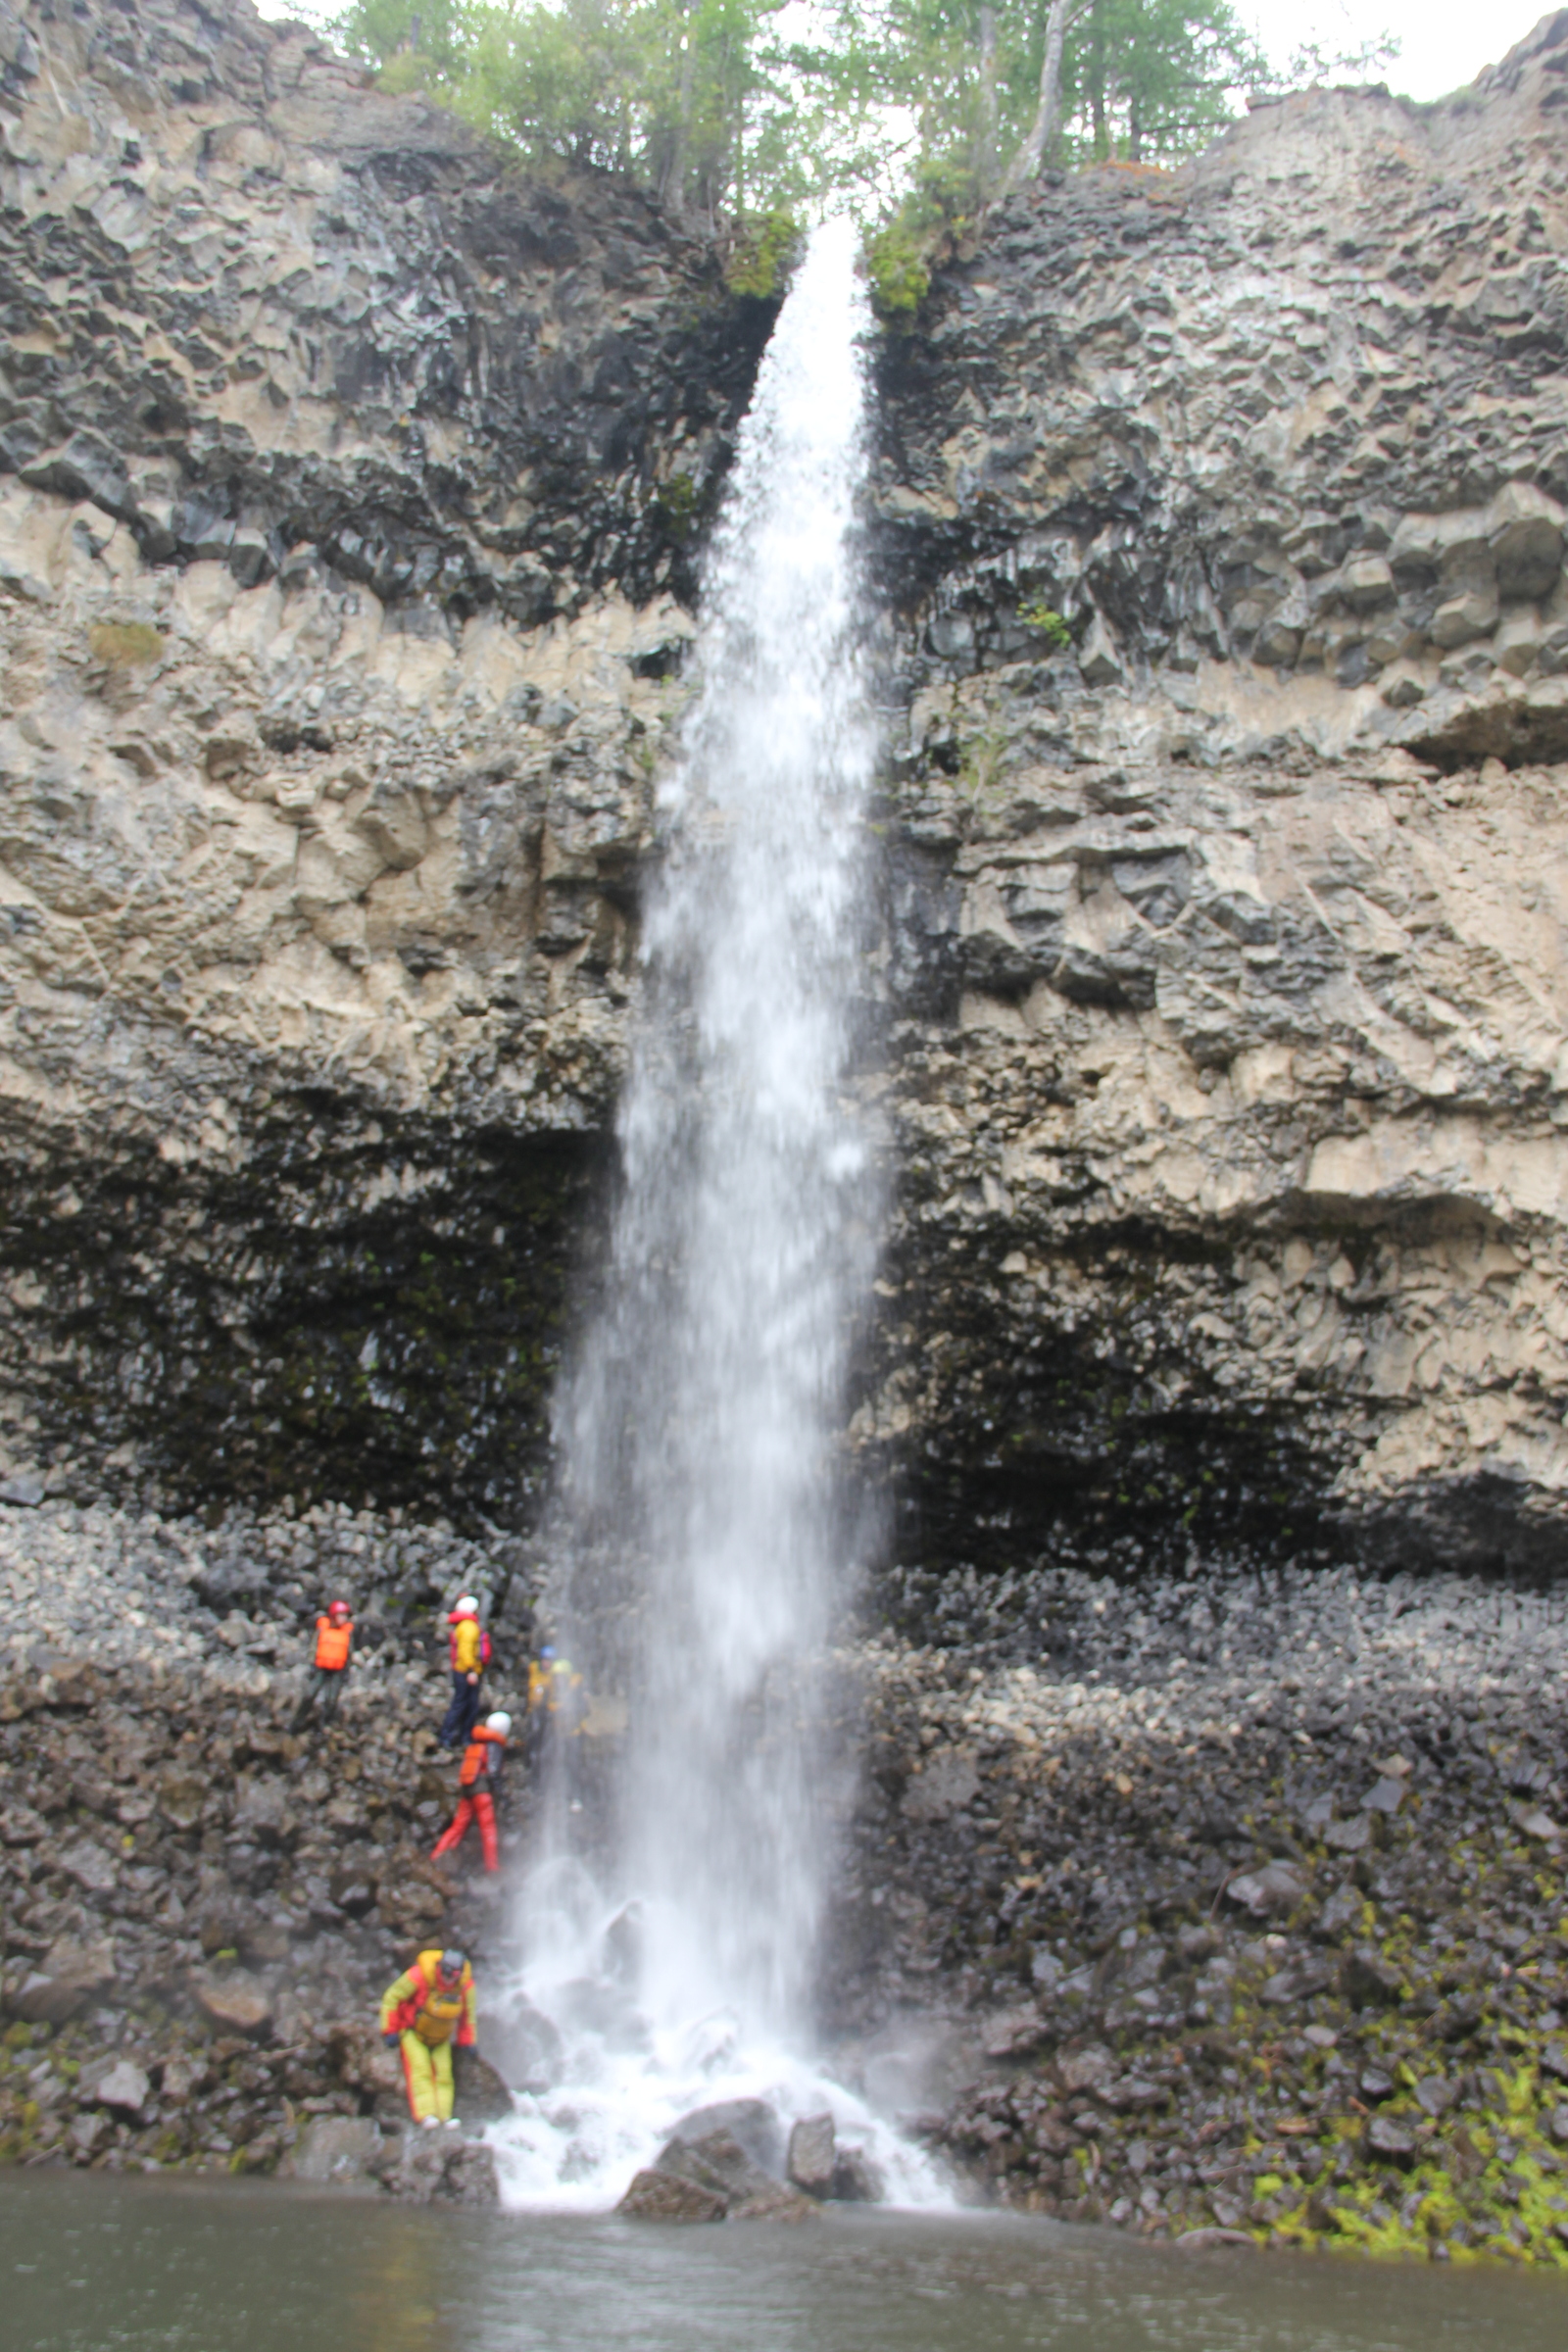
left=486, top=1712, right=512, bottom=1736
left=453, top=1594, right=478, bottom=1616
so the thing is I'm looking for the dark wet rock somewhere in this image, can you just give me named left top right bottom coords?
left=1366, top=2116, right=1417, bottom=2163
left=89, top=2059, right=150, bottom=2116
left=370, top=2135, right=500, bottom=2207
left=453, top=2047, right=514, bottom=2123
left=284, top=2116, right=385, bottom=2184
left=981, top=2006, right=1054, bottom=2059
left=56, top=1838, right=119, bottom=1897
left=787, top=2113, right=837, bottom=2195
left=1342, top=1950, right=1405, bottom=2010
left=1322, top=1817, right=1374, bottom=1855
left=730, top=2180, right=820, bottom=2224
left=1225, top=1862, right=1305, bottom=1919
left=903, top=1749, right=981, bottom=1822
left=830, top=2145, right=886, bottom=2203
left=485, top=1993, right=566, bottom=2093
left=618, top=2169, right=727, bottom=2224
left=657, top=2130, right=778, bottom=2207
left=665, top=2099, right=785, bottom=2180
left=1054, top=2045, right=1113, bottom=2096
left=1312, top=1885, right=1364, bottom=1942
left=1260, top=1964, right=1333, bottom=2007
left=191, top=1968, right=273, bottom=2037
left=5, top=1935, right=117, bottom=2024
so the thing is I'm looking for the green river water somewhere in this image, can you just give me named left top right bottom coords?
left=4, top=2175, right=1567, bottom=2352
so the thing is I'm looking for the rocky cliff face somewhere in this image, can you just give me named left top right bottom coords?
left=867, top=13, right=1568, bottom=1575
left=0, top=0, right=772, bottom=1518
left=5, top=0, right=1568, bottom=1573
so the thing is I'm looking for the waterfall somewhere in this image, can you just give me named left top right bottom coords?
left=488, top=219, right=937, bottom=2208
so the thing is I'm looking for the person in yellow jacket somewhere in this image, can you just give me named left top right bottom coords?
left=379, top=1946, right=477, bottom=2127
left=438, top=1595, right=491, bottom=1751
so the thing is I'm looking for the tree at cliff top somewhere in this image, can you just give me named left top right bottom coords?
left=809, top=0, right=1265, bottom=196
left=331, top=0, right=818, bottom=230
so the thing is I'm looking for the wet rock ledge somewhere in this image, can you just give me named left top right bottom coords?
left=830, top=1559, right=1568, bottom=2265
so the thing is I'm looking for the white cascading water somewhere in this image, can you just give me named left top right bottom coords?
left=486, top=218, right=940, bottom=2208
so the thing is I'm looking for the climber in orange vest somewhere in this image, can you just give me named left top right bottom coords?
left=437, top=1593, right=491, bottom=1750
left=290, top=1597, right=353, bottom=1731
left=379, top=1946, right=477, bottom=2126
left=431, top=1712, right=511, bottom=1872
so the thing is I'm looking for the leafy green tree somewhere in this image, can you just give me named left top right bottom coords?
left=330, top=0, right=811, bottom=228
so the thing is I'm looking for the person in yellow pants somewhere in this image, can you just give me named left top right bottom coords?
left=378, top=1947, right=477, bottom=2127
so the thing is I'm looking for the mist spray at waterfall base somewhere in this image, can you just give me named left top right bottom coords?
left=483, top=219, right=945, bottom=2212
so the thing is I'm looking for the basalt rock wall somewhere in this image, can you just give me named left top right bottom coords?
left=0, top=0, right=771, bottom=1518
left=866, top=13, right=1568, bottom=1578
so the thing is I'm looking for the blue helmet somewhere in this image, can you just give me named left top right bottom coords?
left=540, top=1644, right=556, bottom=1660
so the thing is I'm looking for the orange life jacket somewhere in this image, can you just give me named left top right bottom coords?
left=459, top=1725, right=506, bottom=1788
left=314, top=1615, right=353, bottom=1670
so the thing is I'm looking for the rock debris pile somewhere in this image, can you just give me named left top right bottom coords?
left=832, top=1558, right=1568, bottom=2262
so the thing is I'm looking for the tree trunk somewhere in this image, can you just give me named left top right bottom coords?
left=657, top=12, right=697, bottom=220
left=1007, top=0, right=1077, bottom=188
left=1127, top=92, right=1142, bottom=161
left=1089, top=0, right=1106, bottom=161
left=979, top=3, right=999, bottom=190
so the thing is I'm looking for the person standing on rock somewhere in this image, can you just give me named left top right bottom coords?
left=379, top=1945, right=477, bottom=2129
left=437, top=1595, right=490, bottom=1750
left=431, top=1711, right=511, bottom=1873
left=290, top=1597, right=353, bottom=1732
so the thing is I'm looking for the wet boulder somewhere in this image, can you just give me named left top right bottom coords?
left=1054, top=2043, right=1114, bottom=2096
left=191, top=1965, right=273, bottom=2036
left=484, top=1991, right=564, bottom=2092
left=1224, top=1861, right=1305, bottom=1919
left=618, top=2169, right=726, bottom=2223
left=1342, top=1948, right=1404, bottom=2010
left=232, top=1777, right=297, bottom=1850
left=89, top=2057, right=151, bottom=2117
left=454, top=2046, right=514, bottom=2122
left=57, top=1836, right=120, bottom=1897
left=370, top=2134, right=500, bottom=2206
left=830, top=2145, right=885, bottom=2203
left=666, top=2097, right=785, bottom=2178
left=6, top=1934, right=118, bottom=2024
left=787, top=2112, right=837, bottom=2195
left=658, top=2129, right=776, bottom=2205
left=284, top=2116, right=385, bottom=2184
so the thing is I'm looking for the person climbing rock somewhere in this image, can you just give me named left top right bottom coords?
left=437, top=1594, right=490, bottom=1750
left=524, top=1642, right=585, bottom=1765
left=290, top=1597, right=353, bottom=1731
left=431, top=1711, right=511, bottom=1872
left=379, top=1945, right=477, bottom=2128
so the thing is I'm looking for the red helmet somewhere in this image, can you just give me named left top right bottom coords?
left=328, top=1598, right=351, bottom=1620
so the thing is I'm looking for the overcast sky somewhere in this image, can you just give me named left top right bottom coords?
left=254, top=0, right=1551, bottom=108
left=1249, top=0, right=1547, bottom=98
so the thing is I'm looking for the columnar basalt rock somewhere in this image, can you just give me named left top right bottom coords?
left=868, top=14, right=1568, bottom=1572
left=0, top=0, right=773, bottom=1517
